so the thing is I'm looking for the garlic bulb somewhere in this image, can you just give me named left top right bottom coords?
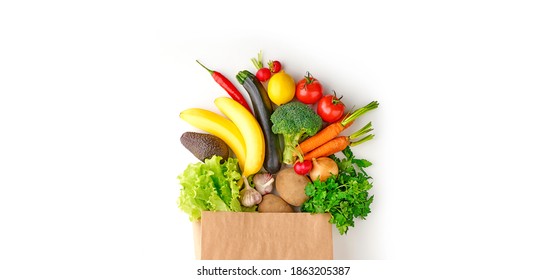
left=240, top=176, right=262, bottom=207
left=253, top=173, right=274, bottom=195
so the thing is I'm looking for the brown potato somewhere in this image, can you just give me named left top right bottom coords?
left=258, top=194, right=294, bottom=213
left=275, top=167, right=310, bottom=206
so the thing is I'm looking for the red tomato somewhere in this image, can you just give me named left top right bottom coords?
left=295, top=72, right=323, bottom=104
left=294, top=160, right=312, bottom=175
left=317, top=93, right=345, bottom=123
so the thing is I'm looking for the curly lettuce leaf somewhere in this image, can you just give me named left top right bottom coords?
left=177, top=156, right=243, bottom=221
left=221, top=156, right=242, bottom=212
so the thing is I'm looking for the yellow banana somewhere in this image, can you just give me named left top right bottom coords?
left=179, top=108, right=246, bottom=169
left=214, top=97, right=265, bottom=177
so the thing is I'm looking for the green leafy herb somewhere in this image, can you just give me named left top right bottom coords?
left=302, top=146, right=374, bottom=234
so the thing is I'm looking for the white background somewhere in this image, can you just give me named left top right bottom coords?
left=1, top=0, right=546, bottom=279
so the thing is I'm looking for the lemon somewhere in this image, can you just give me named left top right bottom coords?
left=267, top=70, right=295, bottom=106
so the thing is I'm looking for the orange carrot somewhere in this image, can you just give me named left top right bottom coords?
left=303, top=122, right=375, bottom=160
left=303, top=136, right=350, bottom=161
left=296, top=101, right=379, bottom=156
left=296, top=121, right=348, bottom=156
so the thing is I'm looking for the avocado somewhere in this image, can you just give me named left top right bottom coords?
left=180, top=132, right=230, bottom=162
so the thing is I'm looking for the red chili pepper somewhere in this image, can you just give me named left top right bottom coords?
left=196, top=60, right=253, bottom=113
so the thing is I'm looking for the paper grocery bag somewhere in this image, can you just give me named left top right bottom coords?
left=193, top=211, right=333, bottom=260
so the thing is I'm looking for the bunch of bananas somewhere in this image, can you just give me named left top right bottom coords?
left=179, top=97, right=265, bottom=178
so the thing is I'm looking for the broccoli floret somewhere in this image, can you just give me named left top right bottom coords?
left=270, top=102, right=323, bottom=164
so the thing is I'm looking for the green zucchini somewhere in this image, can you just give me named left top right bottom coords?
left=236, top=70, right=281, bottom=174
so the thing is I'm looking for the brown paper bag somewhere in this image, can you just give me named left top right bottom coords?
left=193, top=211, right=333, bottom=260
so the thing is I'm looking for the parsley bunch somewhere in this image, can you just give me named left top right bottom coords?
left=301, top=146, right=374, bottom=234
